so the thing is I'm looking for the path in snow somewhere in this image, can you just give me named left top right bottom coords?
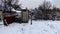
left=0, top=20, right=60, bottom=34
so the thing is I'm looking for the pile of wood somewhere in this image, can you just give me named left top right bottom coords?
left=3, top=13, right=15, bottom=26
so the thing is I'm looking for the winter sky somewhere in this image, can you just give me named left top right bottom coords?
left=19, top=0, right=60, bottom=9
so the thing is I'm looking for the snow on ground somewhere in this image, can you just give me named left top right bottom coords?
left=0, top=20, right=60, bottom=34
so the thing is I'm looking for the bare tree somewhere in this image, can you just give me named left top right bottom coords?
left=34, top=1, right=52, bottom=20
left=0, top=0, right=21, bottom=12
left=40, top=1, right=51, bottom=9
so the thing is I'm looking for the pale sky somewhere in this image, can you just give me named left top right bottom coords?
left=0, top=0, right=60, bottom=9
left=19, top=0, right=60, bottom=9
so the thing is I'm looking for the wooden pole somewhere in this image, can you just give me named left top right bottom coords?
left=31, top=15, right=32, bottom=25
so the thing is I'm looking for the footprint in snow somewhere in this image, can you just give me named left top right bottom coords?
left=47, top=24, right=55, bottom=29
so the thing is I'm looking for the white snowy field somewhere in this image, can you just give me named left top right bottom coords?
left=0, top=20, right=60, bottom=34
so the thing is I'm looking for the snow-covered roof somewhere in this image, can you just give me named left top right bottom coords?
left=12, top=8, right=21, bottom=12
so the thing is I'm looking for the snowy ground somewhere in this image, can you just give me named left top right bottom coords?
left=0, top=20, right=60, bottom=34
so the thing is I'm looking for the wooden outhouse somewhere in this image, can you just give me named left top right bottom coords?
left=21, top=9, right=29, bottom=23
left=0, top=11, right=3, bottom=21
